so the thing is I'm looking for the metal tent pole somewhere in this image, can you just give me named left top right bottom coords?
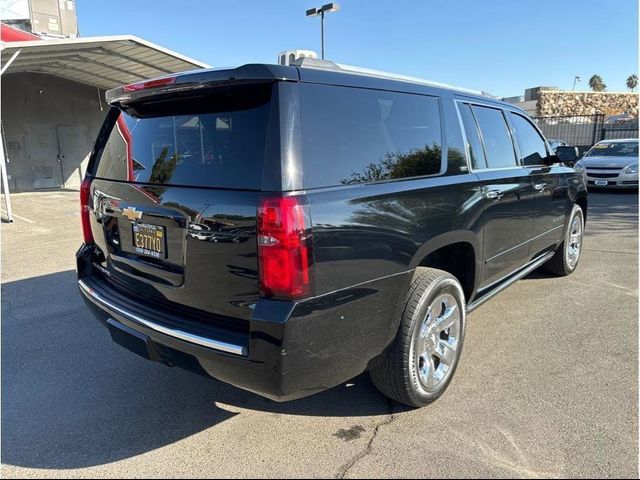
left=0, top=49, right=22, bottom=223
left=0, top=124, right=13, bottom=223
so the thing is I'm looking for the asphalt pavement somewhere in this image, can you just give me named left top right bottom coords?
left=1, top=189, right=638, bottom=478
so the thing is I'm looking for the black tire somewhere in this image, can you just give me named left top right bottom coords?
left=543, top=204, right=584, bottom=276
left=369, top=267, right=466, bottom=408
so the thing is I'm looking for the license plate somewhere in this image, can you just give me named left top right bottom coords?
left=132, top=223, right=166, bottom=259
left=595, top=179, right=609, bottom=186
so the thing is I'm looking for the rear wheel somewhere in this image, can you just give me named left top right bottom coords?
left=543, top=204, right=584, bottom=276
left=369, top=267, right=466, bottom=408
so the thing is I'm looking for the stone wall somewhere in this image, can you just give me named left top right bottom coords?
left=537, top=91, right=638, bottom=117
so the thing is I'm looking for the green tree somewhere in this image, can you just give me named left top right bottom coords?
left=341, top=144, right=442, bottom=185
left=149, top=147, right=178, bottom=184
left=588, top=74, right=606, bottom=92
left=626, top=74, right=638, bottom=92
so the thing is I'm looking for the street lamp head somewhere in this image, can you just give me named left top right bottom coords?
left=320, top=2, right=340, bottom=13
left=307, top=3, right=340, bottom=15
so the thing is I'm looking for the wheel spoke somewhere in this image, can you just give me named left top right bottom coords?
left=425, top=355, right=436, bottom=388
left=434, top=339, right=457, bottom=366
left=436, top=304, right=458, bottom=332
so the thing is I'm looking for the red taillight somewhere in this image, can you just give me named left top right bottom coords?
left=80, top=178, right=94, bottom=245
left=122, top=76, right=176, bottom=92
left=257, top=196, right=313, bottom=299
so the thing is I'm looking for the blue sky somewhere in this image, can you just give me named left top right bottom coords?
left=77, top=0, right=638, bottom=97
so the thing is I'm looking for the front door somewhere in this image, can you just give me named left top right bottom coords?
left=56, top=125, right=90, bottom=189
left=25, top=124, right=62, bottom=189
left=506, top=111, right=568, bottom=260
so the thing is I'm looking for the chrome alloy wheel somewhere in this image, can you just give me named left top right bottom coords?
left=412, top=293, right=461, bottom=393
left=566, top=211, right=583, bottom=269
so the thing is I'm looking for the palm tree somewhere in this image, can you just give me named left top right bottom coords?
left=626, top=74, right=638, bottom=92
left=588, top=75, right=606, bottom=92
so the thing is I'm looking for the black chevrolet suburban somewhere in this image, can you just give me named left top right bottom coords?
left=77, top=60, right=587, bottom=408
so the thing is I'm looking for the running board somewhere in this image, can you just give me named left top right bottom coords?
left=466, top=251, right=555, bottom=313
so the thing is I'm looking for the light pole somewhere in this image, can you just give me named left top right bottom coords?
left=306, top=3, right=340, bottom=60
left=572, top=76, right=581, bottom=91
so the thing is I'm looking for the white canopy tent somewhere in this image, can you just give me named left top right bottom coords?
left=0, top=35, right=210, bottom=222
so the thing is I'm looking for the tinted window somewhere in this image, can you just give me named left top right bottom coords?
left=458, top=103, right=486, bottom=169
left=94, top=85, right=272, bottom=189
left=509, top=112, right=549, bottom=166
left=301, top=84, right=443, bottom=188
left=472, top=105, right=517, bottom=169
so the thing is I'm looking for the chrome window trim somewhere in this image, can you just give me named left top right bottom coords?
left=454, top=99, right=524, bottom=174
left=78, top=279, right=248, bottom=357
left=506, top=110, right=553, bottom=164
left=455, top=99, right=562, bottom=173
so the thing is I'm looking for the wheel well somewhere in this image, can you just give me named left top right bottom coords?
left=575, top=196, right=588, bottom=224
left=418, top=242, right=475, bottom=301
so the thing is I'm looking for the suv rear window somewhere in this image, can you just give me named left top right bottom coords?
left=94, top=84, right=273, bottom=189
left=300, top=84, right=443, bottom=188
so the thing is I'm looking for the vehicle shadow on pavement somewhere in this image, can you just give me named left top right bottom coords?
left=1, top=270, right=400, bottom=470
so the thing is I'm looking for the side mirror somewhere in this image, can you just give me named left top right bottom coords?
left=555, top=146, right=579, bottom=165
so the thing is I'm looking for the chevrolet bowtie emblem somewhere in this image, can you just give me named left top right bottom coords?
left=122, top=207, right=143, bottom=221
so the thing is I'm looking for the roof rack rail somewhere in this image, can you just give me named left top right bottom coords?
left=290, top=57, right=340, bottom=69
left=292, top=57, right=493, bottom=98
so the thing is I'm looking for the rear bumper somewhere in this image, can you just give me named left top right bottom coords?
left=77, top=247, right=408, bottom=401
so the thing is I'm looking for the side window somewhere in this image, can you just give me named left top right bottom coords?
left=471, top=105, right=518, bottom=169
left=508, top=112, right=549, bottom=166
left=300, top=84, right=443, bottom=188
left=458, top=103, right=487, bottom=170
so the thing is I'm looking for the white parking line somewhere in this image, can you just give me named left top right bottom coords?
left=1, top=210, right=35, bottom=224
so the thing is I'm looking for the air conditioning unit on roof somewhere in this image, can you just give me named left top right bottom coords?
left=278, top=50, right=318, bottom=66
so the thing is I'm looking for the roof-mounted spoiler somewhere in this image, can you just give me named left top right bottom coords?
left=105, top=64, right=298, bottom=106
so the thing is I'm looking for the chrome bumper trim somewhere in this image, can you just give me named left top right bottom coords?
left=78, top=279, right=247, bottom=356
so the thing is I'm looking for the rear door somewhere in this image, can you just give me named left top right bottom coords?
left=458, top=101, right=535, bottom=289
left=87, top=83, right=277, bottom=321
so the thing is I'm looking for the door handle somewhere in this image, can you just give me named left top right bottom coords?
left=486, top=190, right=503, bottom=200
left=534, top=183, right=547, bottom=191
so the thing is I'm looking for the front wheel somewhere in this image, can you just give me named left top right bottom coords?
left=543, top=204, right=584, bottom=276
left=369, top=267, right=466, bottom=408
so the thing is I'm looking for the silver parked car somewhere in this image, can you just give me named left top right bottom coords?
left=574, top=139, right=639, bottom=189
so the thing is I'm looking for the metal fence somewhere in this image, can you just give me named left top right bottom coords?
left=602, top=120, right=639, bottom=141
left=533, top=114, right=638, bottom=154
